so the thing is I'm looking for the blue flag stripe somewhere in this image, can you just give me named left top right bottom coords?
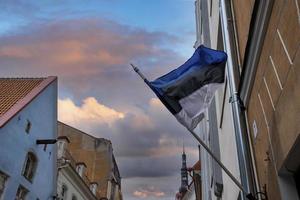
left=149, top=45, right=227, bottom=116
left=150, top=45, right=227, bottom=91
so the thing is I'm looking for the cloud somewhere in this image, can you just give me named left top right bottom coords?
left=57, top=96, right=199, bottom=179
left=0, top=16, right=198, bottom=200
left=58, top=97, right=124, bottom=127
left=123, top=176, right=180, bottom=200
left=0, top=17, right=186, bottom=109
left=133, top=187, right=165, bottom=198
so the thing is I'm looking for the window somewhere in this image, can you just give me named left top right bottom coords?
left=57, top=141, right=65, bottom=159
left=294, top=167, right=300, bottom=197
left=210, top=0, right=213, bottom=16
left=57, top=136, right=70, bottom=159
left=76, top=163, right=86, bottom=177
left=61, top=185, right=68, bottom=200
left=89, top=183, right=98, bottom=195
left=0, top=171, right=8, bottom=198
left=22, top=152, right=37, bottom=182
left=71, top=195, right=77, bottom=200
left=15, top=185, right=28, bottom=200
left=25, top=120, right=31, bottom=134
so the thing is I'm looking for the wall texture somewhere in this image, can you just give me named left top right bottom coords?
left=244, top=0, right=300, bottom=199
left=58, top=122, right=122, bottom=200
left=0, top=81, right=57, bottom=199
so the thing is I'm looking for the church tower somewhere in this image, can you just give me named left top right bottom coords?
left=180, top=144, right=189, bottom=190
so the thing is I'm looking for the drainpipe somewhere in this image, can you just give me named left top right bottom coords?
left=219, top=0, right=256, bottom=198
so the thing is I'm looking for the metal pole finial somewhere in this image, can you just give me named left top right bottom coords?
left=130, top=63, right=148, bottom=82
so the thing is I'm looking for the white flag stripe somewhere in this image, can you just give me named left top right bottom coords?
left=176, top=83, right=222, bottom=129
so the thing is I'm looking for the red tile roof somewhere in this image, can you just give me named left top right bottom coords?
left=192, top=161, right=201, bottom=170
left=0, top=76, right=57, bottom=127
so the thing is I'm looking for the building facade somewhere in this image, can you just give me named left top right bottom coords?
left=195, top=1, right=242, bottom=199
left=58, top=122, right=122, bottom=200
left=56, top=136, right=98, bottom=200
left=195, top=0, right=300, bottom=200
left=0, top=77, right=58, bottom=200
left=239, top=0, right=300, bottom=199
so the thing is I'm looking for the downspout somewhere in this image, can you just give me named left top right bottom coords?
left=219, top=0, right=257, bottom=198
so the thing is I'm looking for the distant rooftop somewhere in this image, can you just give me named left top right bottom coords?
left=192, top=161, right=201, bottom=171
left=0, top=77, right=57, bottom=127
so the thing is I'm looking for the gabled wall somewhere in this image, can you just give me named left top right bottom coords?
left=0, top=80, right=57, bottom=199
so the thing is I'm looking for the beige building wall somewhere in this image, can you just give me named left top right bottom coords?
left=58, top=122, right=122, bottom=200
left=231, top=0, right=300, bottom=199
left=231, top=0, right=255, bottom=64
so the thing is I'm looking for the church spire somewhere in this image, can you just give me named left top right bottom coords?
left=180, top=142, right=188, bottom=190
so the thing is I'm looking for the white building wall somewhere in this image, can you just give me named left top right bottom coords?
left=194, top=0, right=242, bottom=199
left=57, top=168, right=97, bottom=200
left=198, top=119, right=211, bottom=200
left=208, top=0, right=220, bottom=49
left=0, top=81, right=57, bottom=199
left=215, top=87, right=241, bottom=200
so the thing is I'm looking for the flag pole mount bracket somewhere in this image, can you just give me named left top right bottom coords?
left=229, top=92, right=246, bottom=111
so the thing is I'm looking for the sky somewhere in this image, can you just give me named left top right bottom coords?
left=0, top=1, right=199, bottom=199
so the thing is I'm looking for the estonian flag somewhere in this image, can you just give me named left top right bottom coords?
left=148, top=45, right=227, bottom=130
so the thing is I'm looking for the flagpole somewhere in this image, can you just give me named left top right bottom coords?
left=130, top=63, right=256, bottom=200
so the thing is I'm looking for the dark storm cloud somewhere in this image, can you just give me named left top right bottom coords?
left=118, top=155, right=180, bottom=178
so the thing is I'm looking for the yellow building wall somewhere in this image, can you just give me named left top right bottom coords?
left=245, top=0, right=300, bottom=199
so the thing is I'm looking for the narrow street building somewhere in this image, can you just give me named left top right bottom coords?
left=0, top=77, right=58, bottom=200
left=58, top=122, right=122, bottom=200
left=195, top=0, right=300, bottom=200
left=57, top=136, right=98, bottom=200
left=195, top=1, right=240, bottom=199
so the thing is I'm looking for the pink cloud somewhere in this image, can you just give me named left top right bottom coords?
left=0, top=18, right=180, bottom=73
left=0, top=18, right=184, bottom=104
left=133, top=187, right=165, bottom=198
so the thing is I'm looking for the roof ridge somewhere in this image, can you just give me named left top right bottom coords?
left=58, top=121, right=110, bottom=142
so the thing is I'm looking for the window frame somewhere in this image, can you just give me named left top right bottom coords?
left=22, top=152, right=38, bottom=182
left=89, top=183, right=98, bottom=195
left=15, top=185, right=28, bottom=200
left=0, top=171, right=8, bottom=199
left=61, top=184, right=68, bottom=200
left=71, top=195, right=77, bottom=200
